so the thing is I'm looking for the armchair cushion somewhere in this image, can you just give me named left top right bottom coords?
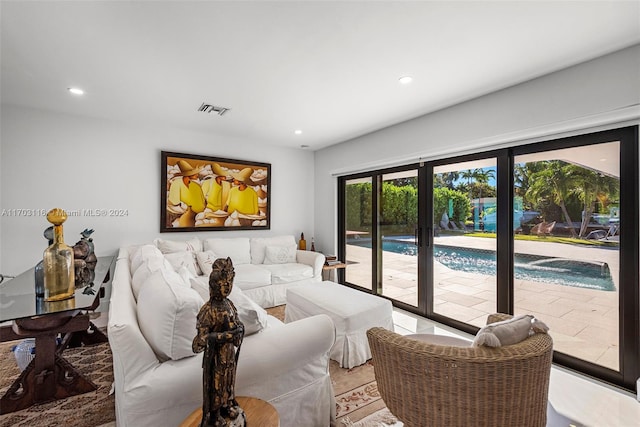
left=407, top=333, right=471, bottom=347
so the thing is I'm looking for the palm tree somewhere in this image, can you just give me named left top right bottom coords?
left=526, top=160, right=578, bottom=237
left=474, top=168, right=496, bottom=200
left=434, top=171, right=459, bottom=190
left=567, top=166, right=620, bottom=237
left=514, top=162, right=546, bottom=210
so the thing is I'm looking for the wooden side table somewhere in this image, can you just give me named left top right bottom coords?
left=322, top=262, right=346, bottom=281
left=180, top=396, right=279, bottom=427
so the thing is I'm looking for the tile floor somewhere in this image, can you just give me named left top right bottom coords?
left=93, top=306, right=638, bottom=426
left=391, top=307, right=640, bottom=427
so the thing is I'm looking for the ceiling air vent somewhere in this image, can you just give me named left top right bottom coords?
left=198, top=103, right=231, bottom=116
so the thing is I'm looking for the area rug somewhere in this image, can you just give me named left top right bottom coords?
left=0, top=306, right=387, bottom=426
left=342, top=408, right=400, bottom=426
left=0, top=337, right=115, bottom=427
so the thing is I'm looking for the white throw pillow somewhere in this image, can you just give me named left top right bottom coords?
left=164, top=251, right=199, bottom=277
left=137, top=268, right=204, bottom=361
left=263, top=244, right=297, bottom=265
left=229, top=286, right=268, bottom=335
left=130, top=245, right=163, bottom=273
left=189, top=278, right=267, bottom=336
left=250, top=235, right=296, bottom=264
left=203, top=238, right=251, bottom=265
left=154, top=237, right=202, bottom=253
left=154, top=238, right=203, bottom=275
left=175, top=265, right=197, bottom=284
left=131, top=256, right=173, bottom=300
left=473, top=315, right=534, bottom=347
left=195, top=250, right=220, bottom=277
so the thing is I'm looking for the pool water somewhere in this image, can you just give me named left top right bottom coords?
left=350, top=239, right=615, bottom=291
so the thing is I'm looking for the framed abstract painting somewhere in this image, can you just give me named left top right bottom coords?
left=160, top=151, right=271, bottom=232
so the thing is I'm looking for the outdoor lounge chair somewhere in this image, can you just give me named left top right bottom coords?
left=587, top=223, right=619, bottom=240
left=531, top=221, right=556, bottom=237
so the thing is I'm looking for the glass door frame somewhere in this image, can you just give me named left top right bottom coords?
left=338, top=163, right=427, bottom=314
left=337, top=125, right=638, bottom=391
left=426, top=149, right=508, bottom=335
left=510, top=126, right=639, bottom=390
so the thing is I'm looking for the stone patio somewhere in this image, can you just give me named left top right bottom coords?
left=345, top=234, right=621, bottom=371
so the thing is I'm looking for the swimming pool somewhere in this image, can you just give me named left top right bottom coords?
left=348, top=238, right=615, bottom=291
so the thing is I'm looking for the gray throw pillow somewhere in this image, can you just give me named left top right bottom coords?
left=473, top=315, right=534, bottom=347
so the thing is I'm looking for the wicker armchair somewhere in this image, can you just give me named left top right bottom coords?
left=366, top=314, right=553, bottom=427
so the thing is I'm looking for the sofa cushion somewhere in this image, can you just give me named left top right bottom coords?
left=154, top=237, right=202, bottom=253
left=260, top=263, right=313, bottom=284
left=190, top=276, right=268, bottom=336
left=131, top=256, right=173, bottom=300
left=473, top=314, right=534, bottom=347
left=250, top=235, right=296, bottom=265
left=203, top=238, right=251, bottom=265
left=137, top=267, right=204, bottom=362
left=195, top=250, right=219, bottom=277
left=175, top=265, right=197, bottom=284
left=233, top=264, right=272, bottom=290
left=263, top=244, right=297, bottom=264
left=155, top=238, right=203, bottom=275
left=130, top=244, right=163, bottom=273
left=164, top=251, right=199, bottom=277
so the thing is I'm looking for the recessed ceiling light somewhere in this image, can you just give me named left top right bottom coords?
left=300, top=144, right=309, bottom=149
left=67, top=87, right=85, bottom=95
left=398, top=76, right=413, bottom=85
left=294, top=130, right=303, bottom=135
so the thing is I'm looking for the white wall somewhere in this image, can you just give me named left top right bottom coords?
left=314, top=44, right=640, bottom=256
left=0, top=106, right=315, bottom=274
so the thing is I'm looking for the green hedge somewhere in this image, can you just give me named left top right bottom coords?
left=433, top=187, right=470, bottom=224
left=346, top=182, right=470, bottom=230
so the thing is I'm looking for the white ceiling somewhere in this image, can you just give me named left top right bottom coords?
left=2, top=1, right=639, bottom=151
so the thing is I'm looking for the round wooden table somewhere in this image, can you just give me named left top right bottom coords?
left=180, top=396, right=279, bottom=427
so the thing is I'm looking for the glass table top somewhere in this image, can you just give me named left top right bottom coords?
left=0, top=255, right=115, bottom=322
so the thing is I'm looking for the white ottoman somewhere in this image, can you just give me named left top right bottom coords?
left=285, top=281, right=394, bottom=368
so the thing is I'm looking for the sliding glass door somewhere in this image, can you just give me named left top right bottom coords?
left=432, top=158, right=497, bottom=328
left=380, top=170, right=419, bottom=307
left=338, top=126, right=638, bottom=390
left=511, top=131, right=638, bottom=389
left=344, top=176, right=373, bottom=290
left=341, top=166, right=421, bottom=308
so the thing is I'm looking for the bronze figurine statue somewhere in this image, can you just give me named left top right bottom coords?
left=73, top=229, right=97, bottom=285
left=192, top=257, right=245, bottom=427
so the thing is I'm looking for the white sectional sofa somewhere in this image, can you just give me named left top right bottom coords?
left=108, top=240, right=336, bottom=427
left=155, top=235, right=325, bottom=308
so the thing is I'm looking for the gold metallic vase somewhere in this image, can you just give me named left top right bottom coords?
left=43, top=208, right=75, bottom=301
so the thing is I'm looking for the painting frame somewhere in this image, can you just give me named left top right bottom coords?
left=160, top=151, right=271, bottom=232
